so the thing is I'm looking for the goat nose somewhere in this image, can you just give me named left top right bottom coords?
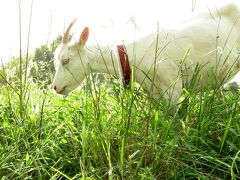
left=53, top=85, right=66, bottom=94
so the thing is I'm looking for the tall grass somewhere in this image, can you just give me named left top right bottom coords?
left=0, top=1, right=240, bottom=179
left=0, top=70, right=239, bottom=179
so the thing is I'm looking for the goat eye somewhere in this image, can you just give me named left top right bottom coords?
left=62, top=58, right=70, bottom=65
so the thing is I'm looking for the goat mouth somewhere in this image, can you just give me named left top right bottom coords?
left=57, top=86, right=67, bottom=94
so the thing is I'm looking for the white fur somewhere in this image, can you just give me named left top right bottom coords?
left=53, top=3, right=240, bottom=107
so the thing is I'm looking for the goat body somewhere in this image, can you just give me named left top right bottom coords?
left=53, top=3, right=240, bottom=108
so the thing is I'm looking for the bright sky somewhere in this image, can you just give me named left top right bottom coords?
left=0, top=0, right=237, bottom=63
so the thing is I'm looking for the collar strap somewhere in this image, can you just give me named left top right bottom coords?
left=117, top=44, right=131, bottom=85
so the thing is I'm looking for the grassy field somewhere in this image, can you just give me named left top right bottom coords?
left=0, top=72, right=239, bottom=179
left=0, top=1, right=239, bottom=178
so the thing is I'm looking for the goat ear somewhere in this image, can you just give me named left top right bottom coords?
left=79, top=27, right=89, bottom=47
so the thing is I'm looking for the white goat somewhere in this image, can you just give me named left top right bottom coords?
left=53, top=4, right=240, bottom=109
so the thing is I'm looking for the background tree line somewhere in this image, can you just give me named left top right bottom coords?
left=0, top=35, right=62, bottom=88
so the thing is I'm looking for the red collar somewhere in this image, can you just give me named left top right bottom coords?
left=117, top=45, right=131, bottom=85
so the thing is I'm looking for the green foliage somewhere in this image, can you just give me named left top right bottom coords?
left=0, top=35, right=61, bottom=90
left=0, top=76, right=239, bottom=179
left=30, top=35, right=62, bottom=87
left=0, top=57, right=22, bottom=83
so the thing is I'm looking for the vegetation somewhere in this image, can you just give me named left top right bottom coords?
left=0, top=39, right=239, bottom=179
left=30, top=35, right=62, bottom=87
left=0, top=1, right=239, bottom=178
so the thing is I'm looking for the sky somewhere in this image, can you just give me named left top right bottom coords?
left=0, top=0, right=238, bottom=63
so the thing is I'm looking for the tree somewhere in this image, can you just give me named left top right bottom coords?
left=30, top=35, right=62, bottom=87
left=0, top=35, right=62, bottom=89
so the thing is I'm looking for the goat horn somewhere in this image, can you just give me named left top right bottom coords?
left=62, top=18, right=77, bottom=44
